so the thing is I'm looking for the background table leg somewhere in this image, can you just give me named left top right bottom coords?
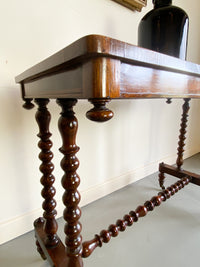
left=158, top=165, right=166, bottom=190
left=35, top=98, right=59, bottom=248
left=158, top=98, right=191, bottom=189
left=176, top=98, right=191, bottom=170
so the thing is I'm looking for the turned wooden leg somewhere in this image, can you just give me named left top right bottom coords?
left=158, top=164, right=166, bottom=190
left=176, top=98, right=191, bottom=170
left=35, top=98, right=59, bottom=248
left=158, top=99, right=171, bottom=189
left=158, top=98, right=191, bottom=189
left=57, top=98, right=83, bottom=267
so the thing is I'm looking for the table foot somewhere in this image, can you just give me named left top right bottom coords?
left=34, top=218, right=47, bottom=260
left=35, top=237, right=47, bottom=260
left=34, top=217, right=79, bottom=267
left=158, top=164, right=166, bottom=189
left=159, top=162, right=200, bottom=186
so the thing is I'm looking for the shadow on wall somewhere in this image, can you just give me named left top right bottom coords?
left=0, top=87, right=40, bottom=220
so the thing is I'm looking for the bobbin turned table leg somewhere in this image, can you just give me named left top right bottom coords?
left=34, top=99, right=59, bottom=260
left=57, top=98, right=83, bottom=267
left=159, top=98, right=191, bottom=189
left=158, top=168, right=166, bottom=190
left=176, top=98, right=190, bottom=170
left=35, top=99, right=59, bottom=246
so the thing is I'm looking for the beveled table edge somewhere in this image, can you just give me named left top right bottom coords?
left=15, top=34, right=200, bottom=84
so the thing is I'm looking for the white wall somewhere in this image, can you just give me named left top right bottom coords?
left=1, top=0, right=200, bottom=244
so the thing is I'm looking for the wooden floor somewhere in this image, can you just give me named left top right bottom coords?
left=1, top=154, right=200, bottom=267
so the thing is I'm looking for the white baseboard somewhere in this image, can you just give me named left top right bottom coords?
left=1, top=147, right=199, bottom=245
left=79, top=147, right=199, bottom=207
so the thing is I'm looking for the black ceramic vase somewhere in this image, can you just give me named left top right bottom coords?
left=138, top=0, right=189, bottom=59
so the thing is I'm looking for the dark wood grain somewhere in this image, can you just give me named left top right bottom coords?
left=15, top=35, right=200, bottom=83
left=82, top=176, right=191, bottom=258
left=82, top=58, right=121, bottom=99
left=15, top=35, right=200, bottom=100
left=35, top=99, right=59, bottom=247
left=57, top=99, right=83, bottom=267
left=120, top=64, right=200, bottom=99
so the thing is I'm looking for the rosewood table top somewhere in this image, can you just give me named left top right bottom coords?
left=15, top=34, right=200, bottom=100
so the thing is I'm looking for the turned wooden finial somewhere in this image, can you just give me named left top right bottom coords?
left=166, top=98, right=172, bottom=104
left=86, top=98, right=114, bottom=122
left=20, top=84, right=35, bottom=109
left=23, top=98, right=35, bottom=109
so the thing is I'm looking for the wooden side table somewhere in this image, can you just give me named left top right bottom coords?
left=15, top=35, right=200, bottom=267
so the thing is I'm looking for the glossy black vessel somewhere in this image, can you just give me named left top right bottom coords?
left=138, top=0, right=189, bottom=59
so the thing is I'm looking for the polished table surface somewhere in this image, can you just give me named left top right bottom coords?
left=15, top=35, right=200, bottom=267
left=16, top=34, right=200, bottom=100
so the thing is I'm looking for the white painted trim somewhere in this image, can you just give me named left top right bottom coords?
left=0, top=147, right=199, bottom=245
left=79, top=147, right=199, bottom=207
